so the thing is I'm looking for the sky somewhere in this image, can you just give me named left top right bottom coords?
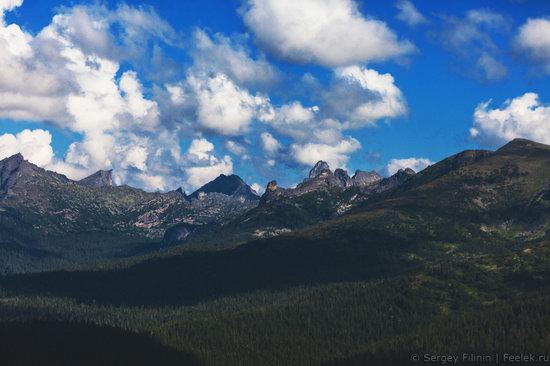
left=1, top=0, right=550, bottom=194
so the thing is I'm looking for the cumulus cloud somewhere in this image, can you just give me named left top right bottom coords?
left=0, top=1, right=411, bottom=191
left=259, top=67, right=406, bottom=168
left=471, top=93, right=550, bottom=145
left=137, top=173, right=167, bottom=192
left=0, top=129, right=54, bottom=167
left=291, top=138, right=361, bottom=169
left=241, top=0, right=414, bottom=67
left=188, top=73, right=271, bottom=136
left=263, top=102, right=319, bottom=141
left=0, top=2, right=189, bottom=191
left=515, top=18, right=550, bottom=74
left=436, top=9, right=509, bottom=81
left=395, top=0, right=427, bottom=27
left=332, top=66, right=407, bottom=128
left=386, top=157, right=433, bottom=175
left=187, top=138, right=216, bottom=162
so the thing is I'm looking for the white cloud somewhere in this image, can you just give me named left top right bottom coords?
left=137, top=173, right=166, bottom=191
left=334, top=66, right=407, bottom=127
left=192, top=29, right=277, bottom=87
left=471, top=93, right=550, bottom=145
left=0, top=129, right=54, bottom=167
left=515, top=18, right=550, bottom=74
left=395, top=0, right=427, bottom=27
left=386, top=157, right=432, bottom=175
left=185, top=156, right=233, bottom=190
left=116, top=136, right=149, bottom=171
left=263, top=102, right=318, bottom=141
left=188, top=73, right=270, bottom=136
left=0, top=3, right=188, bottom=190
left=241, top=0, right=414, bottom=67
left=260, top=132, right=281, bottom=155
left=119, top=71, right=160, bottom=131
left=291, top=138, right=361, bottom=169
left=187, top=138, right=215, bottom=162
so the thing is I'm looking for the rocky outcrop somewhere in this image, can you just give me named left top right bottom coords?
left=352, top=170, right=383, bottom=186
left=372, top=168, right=416, bottom=193
left=334, top=169, right=353, bottom=188
left=0, top=153, right=34, bottom=197
left=259, top=181, right=294, bottom=206
left=259, top=161, right=417, bottom=207
left=78, top=170, right=113, bottom=188
left=309, top=161, right=330, bottom=179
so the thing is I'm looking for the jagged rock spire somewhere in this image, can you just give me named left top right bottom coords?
left=334, top=168, right=352, bottom=187
left=309, top=161, right=331, bottom=179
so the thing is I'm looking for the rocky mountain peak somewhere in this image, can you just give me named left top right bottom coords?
left=189, top=174, right=259, bottom=201
left=78, top=170, right=113, bottom=188
left=352, top=170, right=383, bottom=186
left=399, top=168, right=416, bottom=176
left=334, top=169, right=352, bottom=187
left=309, top=161, right=331, bottom=179
left=496, top=138, right=549, bottom=156
left=0, top=153, right=34, bottom=195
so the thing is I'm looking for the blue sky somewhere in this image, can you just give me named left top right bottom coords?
left=0, top=0, right=549, bottom=193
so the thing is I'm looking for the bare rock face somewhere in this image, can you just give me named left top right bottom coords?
left=260, top=180, right=294, bottom=206
left=78, top=170, right=113, bottom=188
left=372, top=168, right=416, bottom=193
left=295, top=161, right=342, bottom=194
left=309, top=161, right=331, bottom=179
left=334, top=169, right=352, bottom=188
left=352, top=170, right=383, bottom=186
left=0, top=153, right=34, bottom=196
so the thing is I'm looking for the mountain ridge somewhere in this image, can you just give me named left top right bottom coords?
left=2, top=138, right=548, bottom=273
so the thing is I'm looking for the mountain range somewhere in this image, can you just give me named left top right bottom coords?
left=0, top=149, right=422, bottom=272
left=0, top=138, right=549, bottom=365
